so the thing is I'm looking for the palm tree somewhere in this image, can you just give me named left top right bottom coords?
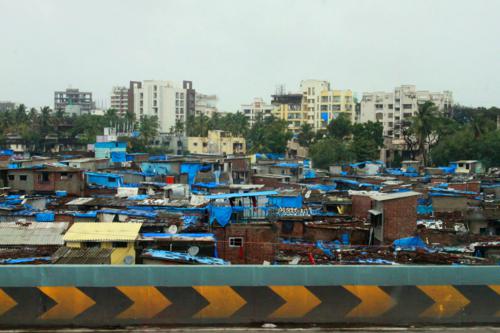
left=411, top=101, right=439, bottom=166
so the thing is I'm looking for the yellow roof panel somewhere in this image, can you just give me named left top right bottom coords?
left=63, top=222, right=142, bottom=242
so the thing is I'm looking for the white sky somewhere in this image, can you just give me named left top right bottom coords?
left=0, top=0, right=499, bottom=111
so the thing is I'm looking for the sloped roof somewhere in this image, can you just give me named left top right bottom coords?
left=0, top=222, right=69, bottom=246
left=63, top=222, right=142, bottom=242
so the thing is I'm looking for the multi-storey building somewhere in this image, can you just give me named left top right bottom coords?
left=129, top=80, right=195, bottom=134
left=54, top=88, right=94, bottom=115
left=195, top=93, right=218, bottom=117
left=110, top=86, right=129, bottom=115
left=0, top=101, right=16, bottom=112
left=359, top=85, right=453, bottom=138
left=187, top=130, right=246, bottom=155
left=240, top=98, right=274, bottom=126
left=272, top=80, right=355, bottom=133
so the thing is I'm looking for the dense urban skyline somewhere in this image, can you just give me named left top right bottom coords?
left=0, top=0, right=499, bottom=111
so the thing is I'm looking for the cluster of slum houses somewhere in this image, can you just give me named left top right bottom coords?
left=0, top=145, right=498, bottom=265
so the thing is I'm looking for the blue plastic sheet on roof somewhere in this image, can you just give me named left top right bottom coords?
left=193, top=182, right=221, bottom=189
left=0, top=257, right=51, bottom=264
left=268, top=195, right=303, bottom=208
left=430, top=187, right=476, bottom=196
left=12, top=210, right=36, bottom=216
left=321, top=112, right=329, bottom=122
left=393, top=236, right=428, bottom=251
left=0, top=149, right=14, bottom=156
left=6, top=195, right=21, bottom=199
left=274, top=162, right=299, bottom=168
left=131, top=131, right=140, bottom=138
left=180, top=163, right=202, bottom=184
left=111, top=151, right=127, bottom=163
left=97, top=209, right=157, bottom=218
left=149, top=155, right=168, bottom=161
left=208, top=205, right=233, bottom=227
left=142, top=233, right=215, bottom=240
left=35, top=212, right=55, bottom=222
left=266, top=153, right=284, bottom=160
left=55, top=191, right=67, bottom=197
left=85, top=172, right=124, bottom=188
left=73, top=211, right=97, bottom=218
left=436, top=164, right=456, bottom=174
left=304, top=169, right=316, bottom=179
left=143, top=249, right=228, bottom=265
left=307, top=184, right=337, bottom=192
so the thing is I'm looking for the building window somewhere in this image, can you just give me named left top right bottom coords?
left=20, top=175, right=27, bottom=181
left=108, top=177, right=116, bottom=182
left=112, top=242, right=128, bottom=248
left=8, top=175, right=14, bottom=181
left=83, top=242, right=100, bottom=248
left=193, top=142, right=198, bottom=146
left=39, top=172, right=49, bottom=182
left=229, top=237, right=243, bottom=248
left=403, top=104, right=412, bottom=109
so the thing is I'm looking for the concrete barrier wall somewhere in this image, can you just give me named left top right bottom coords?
left=0, top=265, right=498, bottom=327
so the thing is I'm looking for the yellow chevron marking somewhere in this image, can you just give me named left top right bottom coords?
left=0, top=288, right=16, bottom=316
left=39, top=287, right=95, bottom=320
left=489, top=285, right=500, bottom=317
left=344, top=285, right=396, bottom=318
left=116, top=286, right=171, bottom=319
left=269, top=286, right=321, bottom=318
left=193, top=286, right=246, bottom=318
left=418, top=285, right=470, bottom=318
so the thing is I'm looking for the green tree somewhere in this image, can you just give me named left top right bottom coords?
left=246, top=116, right=292, bottom=153
left=327, top=113, right=352, bottom=139
left=139, top=115, right=159, bottom=145
left=310, top=138, right=354, bottom=169
left=297, top=123, right=315, bottom=147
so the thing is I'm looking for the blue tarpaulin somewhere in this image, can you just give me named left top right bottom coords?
left=85, top=172, right=123, bottom=188
left=180, top=163, right=202, bottom=184
left=304, top=169, right=316, bottom=178
left=111, top=151, right=127, bottom=163
left=306, top=184, right=337, bottom=192
left=208, top=205, right=233, bottom=227
left=55, top=191, right=67, bottom=197
left=35, top=212, right=55, bottom=222
left=417, top=205, right=433, bottom=214
left=321, top=112, right=329, bottom=122
left=393, top=236, right=428, bottom=250
left=268, top=195, right=303, bottom=208
left=205, top=191, right=278, bottom=200
left=274, top=162, right=299, bottom=168
left=0, top=149, right=14, bottom=156
left=143, top=249, right=228, bottom=265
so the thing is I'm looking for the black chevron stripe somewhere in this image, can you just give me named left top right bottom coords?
left=0, top=287, right=55, bottom=325
left=76, top=287, right=132, bottom=324
left=154, top=287, right=209, bottom=323
left=306, top=286, right=361, bottom=322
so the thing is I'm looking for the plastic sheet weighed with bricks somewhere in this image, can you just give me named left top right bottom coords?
left=0, top=265, right=498, bottom=327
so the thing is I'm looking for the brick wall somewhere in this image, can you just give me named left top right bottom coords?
left=352, top=195, right=372, bottom=220
left=275, top=221, right=304, bottom=239
left=213, top=223, right=278, bottom=264
left=382, top=196, right=418, bottom=242
left=303, top=226, right=369, bottom=244
left=448, top=182, right=481, bottom=193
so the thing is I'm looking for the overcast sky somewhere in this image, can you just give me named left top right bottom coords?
left=0, top=0, right=499, bottom=111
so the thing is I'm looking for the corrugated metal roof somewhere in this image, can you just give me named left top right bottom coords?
left=63, top=222, right=142, bottom=242
left=52, top=246, right=112, bottom=264
left=370, top=191, right=421, bottom=201
left=0, top=222, right=69, bottom=246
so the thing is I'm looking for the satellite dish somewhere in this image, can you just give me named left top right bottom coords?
left=167, top=225, right=178, bottom=234
left=123, top=256, right=134, bottom=265
left=188, top=246, right=199, bottom=256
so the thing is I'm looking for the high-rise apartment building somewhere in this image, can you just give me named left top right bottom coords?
left=195, top=93, right=218, bottom=117
left=240, top=98, right=274, bottom=126
left=54, top=88, right=94, bottom=115
left=359, top=85, right=453, bottom=138
left=130, top=80, right=195, bottom=133
left=272, top=80, right=355, bottom=133
left=110, top=86, right=129, bottom=115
